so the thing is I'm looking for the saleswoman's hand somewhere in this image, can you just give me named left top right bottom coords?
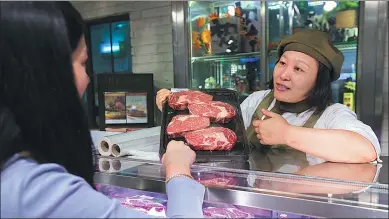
left=253, top=109, right=291, bottom=145
left=156, top=89, right=172, bottom=111
left=162, top=140, right=195, bottom=179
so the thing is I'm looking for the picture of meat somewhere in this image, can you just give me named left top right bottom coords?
left=104, top=92, right=127, bottom=124
left=188, top=101, right=236, bottom=123
left=203, top=207, right=254, bottom=218
left=168, top=90, right=213, bottom=110
left=126, top=93, right=148, bottom=124
left=166, top=115, right=210, bottom=137
left=184, top=127, right=237, bottom=150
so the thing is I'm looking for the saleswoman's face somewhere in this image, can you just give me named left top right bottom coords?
left=273, top=51, right=318, bottom=103
left=72, top=36, right=90, bottom=97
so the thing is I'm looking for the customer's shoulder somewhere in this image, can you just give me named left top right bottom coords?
left=1, top=154, right=68, bottom=190
left=1, top=154, right=70, bottom=217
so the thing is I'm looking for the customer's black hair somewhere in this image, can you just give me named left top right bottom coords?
left=267, top=60, right=333, bottom=112
left=56, top=1, right=86, bottom=51
left=0, top=2, right=95, bottom=188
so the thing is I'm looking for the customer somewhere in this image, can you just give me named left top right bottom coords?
left=157, top=29, right=381, bottom=164
left=0, top=2, right=204, bottom=218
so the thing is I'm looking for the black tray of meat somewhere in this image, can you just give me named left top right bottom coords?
left=159, top=89, right=250, bottom=162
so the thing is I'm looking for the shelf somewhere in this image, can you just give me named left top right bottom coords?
left=334, top=43, right=357, bottom=51
left=190, top=43, right=357, bottom=63
left=191, top=51, right=261, bottom=62
left=268, top=43, right=357, bottom=54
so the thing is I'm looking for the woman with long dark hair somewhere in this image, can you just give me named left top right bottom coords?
left=0, top=2, right=204, bottom=218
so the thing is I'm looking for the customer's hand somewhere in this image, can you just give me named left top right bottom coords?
left=156, top=89, right=172, bottom=111
left=162, top=140, right=196, bottom=179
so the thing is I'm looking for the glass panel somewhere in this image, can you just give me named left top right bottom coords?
left=189, top=1, right=262, bottom=99
left=267, top=1, right=359, bottom=112
left=90, top=23, right=113, bottom=74
left=111, top=21, right=132, bottom=73
left=90, top=23, right=113, bottom=108
left=81, top=91, right=88, bottom=109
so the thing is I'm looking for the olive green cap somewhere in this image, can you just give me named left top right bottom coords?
left=277, top=29, right=344, bottom=81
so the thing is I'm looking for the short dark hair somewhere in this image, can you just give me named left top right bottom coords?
left=0, top=2, right=95, bottom=188
left=267, top=60, right=333, bottom=112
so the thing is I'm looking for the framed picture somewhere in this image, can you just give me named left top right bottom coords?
left=97, top=73, right=154, bottom=131
left=104, top=92, right=127, bottom=124
left=126, top=92, right=148, bottom=124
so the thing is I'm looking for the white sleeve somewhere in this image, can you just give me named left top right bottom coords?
left=315, top=103, right=381, bottom=161
left=240, top=90, right=271, bottom=129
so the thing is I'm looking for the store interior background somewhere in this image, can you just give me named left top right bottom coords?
left=71, top=1, right=388, bottom=156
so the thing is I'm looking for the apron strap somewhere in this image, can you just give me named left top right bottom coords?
left=246, top=91, right=275, bottom=146
left=302, top=110, right=324, bottom=129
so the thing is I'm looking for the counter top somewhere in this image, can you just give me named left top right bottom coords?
left=183, top=146, right=387, bottom=185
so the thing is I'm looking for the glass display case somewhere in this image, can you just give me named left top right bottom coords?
left=188, top=1, right=263, bottom=100
left=188, top=1, right=360, bottom=109
left=95, top=156, right=388, bottom=218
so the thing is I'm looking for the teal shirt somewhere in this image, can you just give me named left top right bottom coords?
left=1, top=154, right=205, bottom=218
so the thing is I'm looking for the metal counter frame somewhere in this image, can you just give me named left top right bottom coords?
left=94, top=171, right=388, bottom=218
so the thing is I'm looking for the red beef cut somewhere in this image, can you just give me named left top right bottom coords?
left=184, top=127, right=237, bottom=150
left=168, top=90, right=213, bottom=110
left=166, top=115, right=210, bottom=137
left=197, top=176, right=238, bottom=187
left=203, top=207, right=254, bottom=218
left=188, top=101, right=236, bottom=123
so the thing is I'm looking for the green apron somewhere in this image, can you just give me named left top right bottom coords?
left=246, top=91, right=324, bottom=166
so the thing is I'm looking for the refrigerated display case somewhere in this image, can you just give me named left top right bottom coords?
left=96, top=183, right=313, bottom=218
left=187, top=1, right=263, bottom=100
left=95, top=156, right=388, bottom=218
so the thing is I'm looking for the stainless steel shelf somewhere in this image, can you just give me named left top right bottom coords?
left=191, top=51, right=261, bottom=62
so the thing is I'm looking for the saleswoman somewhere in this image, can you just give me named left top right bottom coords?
left=157, top=29, right=381, bottom=164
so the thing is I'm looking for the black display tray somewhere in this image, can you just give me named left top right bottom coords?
left=159, top=89, right=250, bottom=162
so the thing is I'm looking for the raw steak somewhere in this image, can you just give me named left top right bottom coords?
left=184, top=127, right=237, bottom=150
left=197, top=176, right=238, bottom=187
left=188, top=101, right=236, bottom=123
left=120, top=195, right=166, bottom=217
left=168, top=90, right=213, bottom=110
left=166, top=115, right=210, bottom=137
left=203, top=207, right=254, bottom=218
